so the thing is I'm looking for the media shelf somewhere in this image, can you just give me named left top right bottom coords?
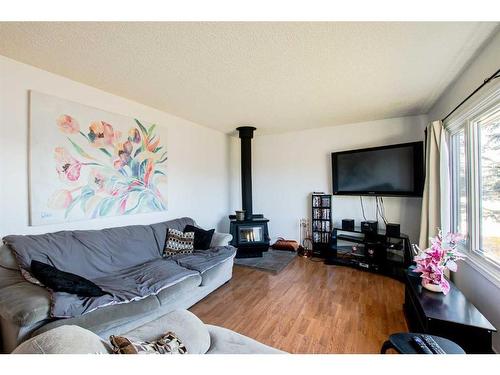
left=324, top=226, right=412, bottom=280
left=311, top=193, right=332, bottom=257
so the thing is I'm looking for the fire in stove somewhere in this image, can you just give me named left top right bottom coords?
left=239, top=226, right=263, bottom=243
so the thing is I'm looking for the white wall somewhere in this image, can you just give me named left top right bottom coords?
left=230, top=115, right=428, bottom=244
left=428, top=30, right=500, bottom=121
left=428, top=29, right=500, bottom=353
left=0, top=55, right=231, bottom=237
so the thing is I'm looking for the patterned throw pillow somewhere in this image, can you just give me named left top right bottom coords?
left=163, top=228, right=194, bottom=257
left=110, top=332, right=187, bottom=354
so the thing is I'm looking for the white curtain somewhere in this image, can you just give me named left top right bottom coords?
left=418, top=121, right=450, bottom=249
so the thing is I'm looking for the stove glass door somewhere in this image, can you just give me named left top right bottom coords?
left=238, top=225, right=264, bottom=243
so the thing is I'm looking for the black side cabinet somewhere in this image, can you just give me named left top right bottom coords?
left=404, top=269, right=496, bottom=353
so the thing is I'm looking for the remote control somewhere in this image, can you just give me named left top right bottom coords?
left=421, top=335, right=446, bottom=354
left=411, top=336, right=433, bottom=354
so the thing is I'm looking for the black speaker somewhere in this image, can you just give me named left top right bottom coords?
left=386, top=223, right=400, bottom=237
left=361, top=220, right=378, bottom=233
left=342, top=219, right=355, bottom=231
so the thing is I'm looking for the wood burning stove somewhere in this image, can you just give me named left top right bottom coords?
left=229, top=126, right=270, bottom=258
left=229, top=215, right=269, bottom=258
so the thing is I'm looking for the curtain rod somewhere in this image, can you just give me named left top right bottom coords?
left=441, top=68, right=500, bottom=123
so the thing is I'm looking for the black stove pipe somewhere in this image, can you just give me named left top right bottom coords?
left=237, top=126, right=256, bottom=220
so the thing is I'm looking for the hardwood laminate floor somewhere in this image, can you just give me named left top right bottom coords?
left=190, top=255, right=408, bottom=353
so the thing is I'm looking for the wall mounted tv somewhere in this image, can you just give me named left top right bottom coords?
left=331, top=141, right=424, bottom=197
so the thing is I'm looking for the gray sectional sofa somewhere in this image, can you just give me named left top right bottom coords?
left=12, top=309, right=285, bottom=354
left=0, top=217, right=236, bottom=353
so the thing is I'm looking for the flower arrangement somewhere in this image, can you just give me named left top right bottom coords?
left=413, top=231, right=465, bottom=295
left=48, top=114, right=167, bottom=219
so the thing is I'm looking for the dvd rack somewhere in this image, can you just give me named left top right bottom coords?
left=311, top=192, right=332, bottom=257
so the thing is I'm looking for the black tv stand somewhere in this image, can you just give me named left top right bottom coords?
left=324, top=226, right=412, bottom=280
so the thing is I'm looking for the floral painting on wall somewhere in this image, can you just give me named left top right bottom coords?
left=29, top=91, right=167, bottom=225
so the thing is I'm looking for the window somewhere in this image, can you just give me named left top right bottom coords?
left=478, top=108, right=500, bottom=264
left=451, top=129, right=467, bottom=236
left=448, top=88, right=500, bottom=275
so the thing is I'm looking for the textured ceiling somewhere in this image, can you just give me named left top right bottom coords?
left=0, top=22, right=498, bottom=134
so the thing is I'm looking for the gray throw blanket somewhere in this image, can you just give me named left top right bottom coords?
left=52, top=258, right=198, bottom=317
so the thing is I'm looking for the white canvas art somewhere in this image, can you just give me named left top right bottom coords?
left=29, top=91, right=168, bottom=225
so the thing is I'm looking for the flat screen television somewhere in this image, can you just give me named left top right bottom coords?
left=331, top=141, right=424, bottom=197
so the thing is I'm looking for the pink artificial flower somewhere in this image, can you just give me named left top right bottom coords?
left=446, top=232, right=464, bottom=246
left=428, top=247, right=444, bottom=264
left=413, top=230, right=466, bottom=295
left=440, top=279, right=450, bottom=295
left=57, top=115, right=80, bottom=134
left=446, top=259, right=458, bottom=272
left=54, top=147, right=82, bottom=182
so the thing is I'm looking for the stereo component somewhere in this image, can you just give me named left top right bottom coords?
left=361, top=220, right=378, bottom=233
left=386, top=223, right=401, bottom=237
left=342, top=219, right=355, bottom=231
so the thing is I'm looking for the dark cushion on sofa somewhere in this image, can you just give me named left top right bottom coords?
left=183, top=225, right=214, bottom=250
left=30, top=260, right=106, bottom=297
